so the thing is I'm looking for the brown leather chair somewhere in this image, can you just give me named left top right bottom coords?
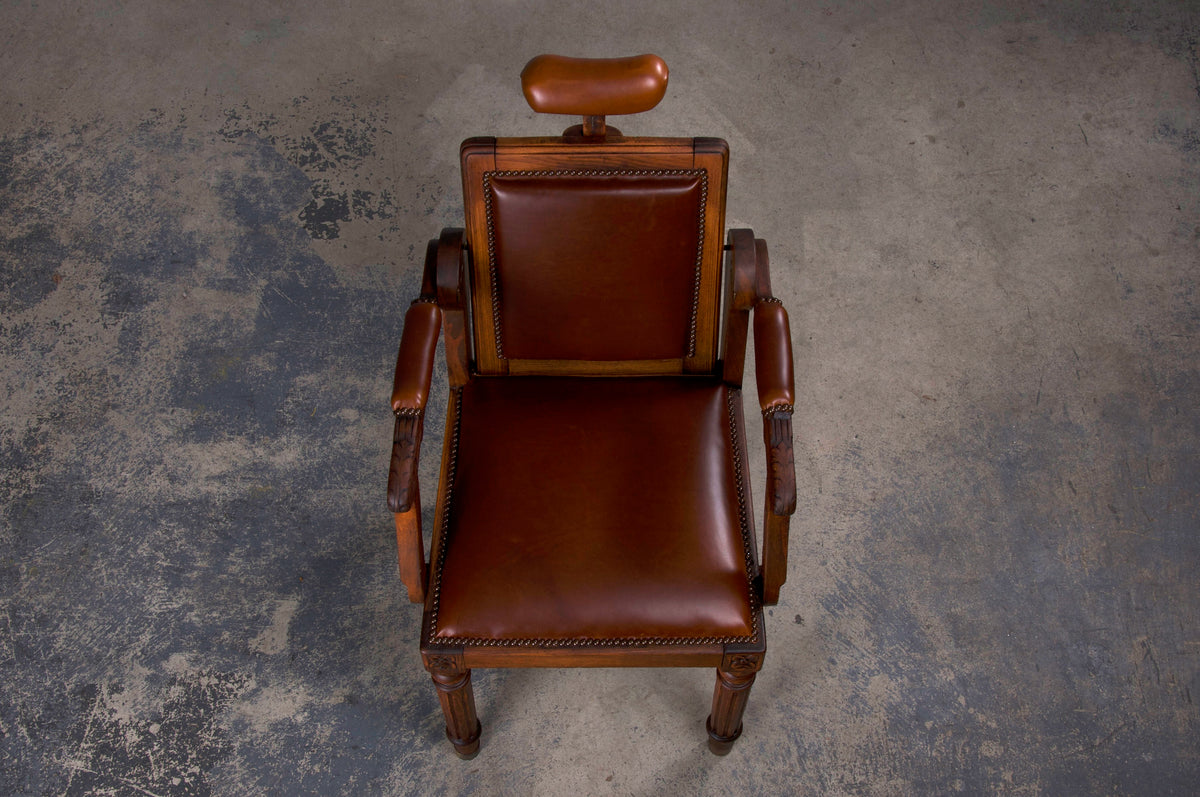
left=387, top=54, right=796, bottom=758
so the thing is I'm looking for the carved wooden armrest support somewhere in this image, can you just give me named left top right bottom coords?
left=763, top=406, right=797, bottom=516
left=387, top=410, right=424, bottom=513
left=761, top=405, right=795, bottom=607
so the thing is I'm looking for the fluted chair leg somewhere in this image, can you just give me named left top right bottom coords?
left=432, top=669, right=482, bottom=759
left=705, top=667, right=756, bottom=755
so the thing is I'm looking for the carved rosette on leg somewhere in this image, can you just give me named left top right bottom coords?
left=425, top=652, right=482, bottom=759
left=706, top=650, right=763, bottom=755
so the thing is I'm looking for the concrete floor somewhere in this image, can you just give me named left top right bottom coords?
left=2, top=1, right=1198, bottom=794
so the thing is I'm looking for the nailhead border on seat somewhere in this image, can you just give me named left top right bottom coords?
left=425, top=385, right=761, bottom=649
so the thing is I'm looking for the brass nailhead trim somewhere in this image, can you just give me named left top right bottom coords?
left=763, top=404, right=794, bottom=418
left=426, top=385, right=761, bottom=648
left=726, top=387, right=763, bottom=636
left=482, top=169, right=709, bottom=361
left=426, top=387, right=463, bottom=643
left=481, top=178, right=504, bottom=358
left=393, top=407, right=423, bottom=418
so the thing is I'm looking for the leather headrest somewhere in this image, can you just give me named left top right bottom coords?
left=520, top=54, right=669, bottom=116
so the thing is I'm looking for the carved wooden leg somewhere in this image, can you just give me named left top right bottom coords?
left=431, top=669, right=482, bottom=759
left=706, top=664, right=758, bottom=755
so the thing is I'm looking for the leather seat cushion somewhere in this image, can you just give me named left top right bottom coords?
left=429, top=376, right=757, bottom=644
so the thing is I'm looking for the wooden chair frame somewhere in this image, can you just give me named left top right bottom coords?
left=386, top=55, right=796, bottom=758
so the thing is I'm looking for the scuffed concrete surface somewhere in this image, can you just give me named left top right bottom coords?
left=1, top=1, right=1197, bottom=794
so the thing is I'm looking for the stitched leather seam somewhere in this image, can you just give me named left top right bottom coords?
left=482, top=169, right=709, bottom=362
left=426, top=385, right=761, bottom=648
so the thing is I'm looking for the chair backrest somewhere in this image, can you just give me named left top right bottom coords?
left=459, top=56, right=730, bottom=377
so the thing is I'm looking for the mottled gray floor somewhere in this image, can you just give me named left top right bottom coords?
left=2, top=1, right=1198, bottom=794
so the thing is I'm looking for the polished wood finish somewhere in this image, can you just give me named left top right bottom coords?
left=691, top=139, right=731, bottom=374
left=388, top=54, right=797, bottom=757
left=723, top=228, right=757, bottom=387
left=560, top=122, right=624, bottom=140
left=493, top=137, right=695, bottom=168
left=505, top=357, right=683, bottom=376
left=434, top=228, right=471, bottom=388
left=425, top=651, right=481, bottom=759
left=393, top=481, right=427, bottom=603
left=386, top=414, right=419, bottom=512
left=458, top=140, right=503, bottom=376
left=706, top=648, right=763, bottom=755
left=762, top=509, right=790, bottom=607
left=581, top=114, right=606, bottom=138
left=458, top=644, right=727, bottom=669
left=754, top=238, right=773, bottom=301
left=387, top=413, right=428, bottom=603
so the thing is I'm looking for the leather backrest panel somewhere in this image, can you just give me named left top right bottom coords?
left=460, top=136, right=729, bottom=376
left=486, top=171, right=704, bottom=361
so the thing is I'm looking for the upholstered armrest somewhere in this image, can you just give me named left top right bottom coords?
left=756, top=296, right=796, bottom=607
left=387, top=299, right=441, bottom=514
left=754, top=299, right=796, bottom=516
left=387, top=229, right=467, bottom=603
left=387, top=228, right=467, bottom=517
left=391, top=301, right=442, bottom=415
left=724, top=231, right=797, bottom=606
